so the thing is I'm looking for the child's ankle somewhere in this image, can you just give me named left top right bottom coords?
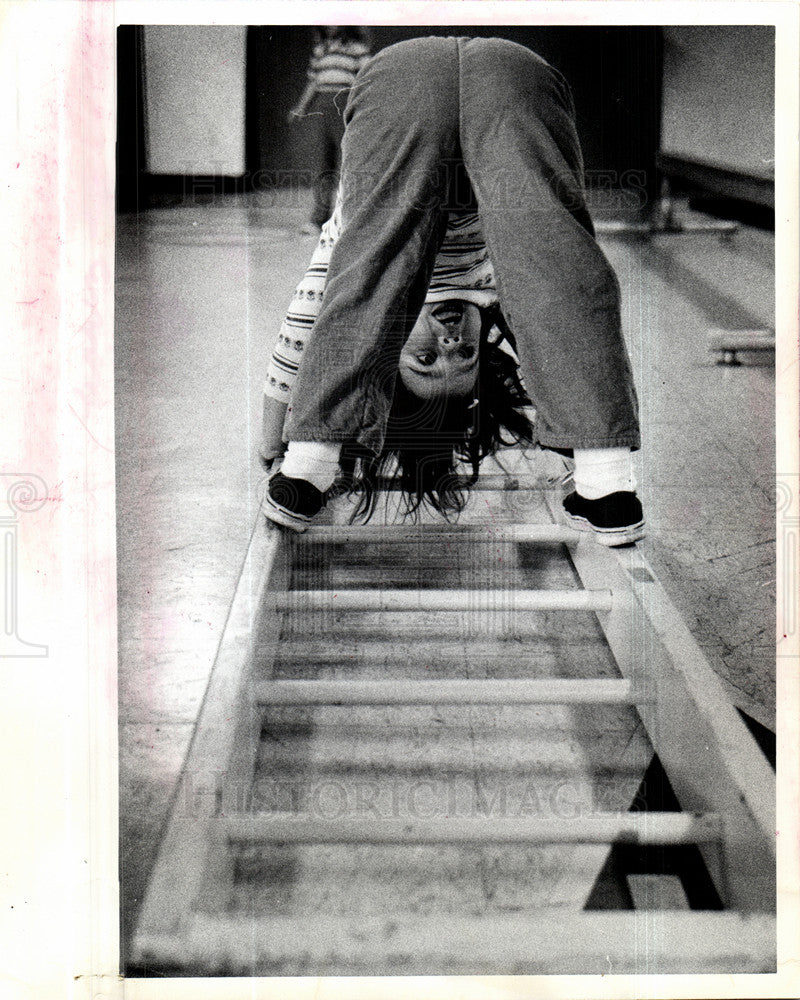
left=281, top=441, right=342, bottom=493
left=573, top=447, right=635, bottom=500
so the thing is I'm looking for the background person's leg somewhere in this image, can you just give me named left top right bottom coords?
left=284, top=37, right=461, bottom=456
left=459, top=37, right=640, bottom=453
left=309, top=93, right=346, bottom=228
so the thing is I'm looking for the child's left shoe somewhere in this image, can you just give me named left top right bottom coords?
left=562, top=490, right=646, bottom=547
left=263, top=471, right=326, bottom=532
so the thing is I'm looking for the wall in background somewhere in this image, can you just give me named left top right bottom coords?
left=143, top=26, right=247, bottom=175
left=660, top=26, right=774, bottom=179
left=122, top=25, right=773, bottom=210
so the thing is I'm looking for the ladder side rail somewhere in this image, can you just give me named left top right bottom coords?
left=554, top=511, right=776, bottom=913
left=130, top=518, right=289, bottom=959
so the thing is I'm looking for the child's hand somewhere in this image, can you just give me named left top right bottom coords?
left=258, top=450, right=280, bottom=474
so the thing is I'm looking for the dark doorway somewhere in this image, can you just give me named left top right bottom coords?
left=116, top=26, right=147, bottom=213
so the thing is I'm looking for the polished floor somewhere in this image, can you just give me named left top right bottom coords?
left=115, top=190, right=775, bottom=968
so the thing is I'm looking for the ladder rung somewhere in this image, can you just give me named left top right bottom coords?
left=254, top=678, right=636, bottom=705
left=373, top=474, right=550, bottom=492
left=299, top=523, right=578, bottom=544
left=708, top=329, right=775, bottom=352
left=225, top=812, right=721, bottom=847
left=275, top=589, right=614, bottom=613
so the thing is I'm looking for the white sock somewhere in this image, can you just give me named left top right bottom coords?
left=281, top=441, right=342, bottom=493
left=573, top=447, right=636, bottom=500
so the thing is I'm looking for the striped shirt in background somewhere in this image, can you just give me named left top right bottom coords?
left=308, top=37, right=372, bottom=91
left=265, top=197, right=498, bottom=403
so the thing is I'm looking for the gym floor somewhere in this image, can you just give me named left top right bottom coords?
left=115, top=189, right=775, bottom=971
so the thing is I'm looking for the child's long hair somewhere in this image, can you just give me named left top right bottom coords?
left=342, top=307, right=534, bottom=522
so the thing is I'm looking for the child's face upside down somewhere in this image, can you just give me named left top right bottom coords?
left=398, top=300, right=481, bottom=401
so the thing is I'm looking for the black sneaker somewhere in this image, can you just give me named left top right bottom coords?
left=562, top=490, right=646, bottom=547
left=263, top=472, right=325, bottom=532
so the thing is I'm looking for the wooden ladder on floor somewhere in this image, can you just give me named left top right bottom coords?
left=130, top=462, right=776, bottom=976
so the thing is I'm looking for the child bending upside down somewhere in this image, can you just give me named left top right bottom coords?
left=261, top=206, right=535, bottom=520
left=260, top=36, right=645, bottom=547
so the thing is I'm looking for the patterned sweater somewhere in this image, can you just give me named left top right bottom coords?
left=307, top=37, right=372, bottom=91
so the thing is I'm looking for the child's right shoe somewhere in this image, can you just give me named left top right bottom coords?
left=263, top=471, right=326, bottom=532
left=562, top=490, right=646, bottom=547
